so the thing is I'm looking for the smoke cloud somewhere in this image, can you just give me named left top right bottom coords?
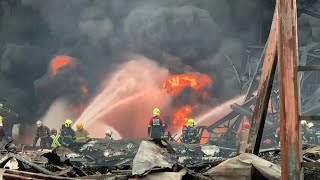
left=41, top=98, right=74, bottom=131
left=3, top=0, right=311, bottom=138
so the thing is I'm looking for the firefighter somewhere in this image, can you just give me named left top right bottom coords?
left=0, top=116, right=5, bottom=141
left=301, top=120, right=308, bottom=142
left=238, top=119, right=250, bottom=153
left=307, top=122, right=316, bottom=143
left=181, top=118, right=199, bottom=144
left=33, top=121, right=50, bottom=148
left=161, top=124, right=173, bottom=141
left=105, top=129, right=113, bottom=140
left=60, top=119, right=75, bottom=147
left=148, top=108, right=165, bottom=139
left=75, top=122, right=90, bottom=143
left=48, top=129, right=61, bottom=148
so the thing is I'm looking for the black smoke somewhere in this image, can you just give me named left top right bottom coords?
left=0, top=0, right=317, bottom=132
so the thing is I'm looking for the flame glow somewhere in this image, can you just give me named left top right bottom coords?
left=161, top=73, right=212, bottom=132
left=162, top=73, right=212, bottom=96
left=81, top=85, right=89, bottom=94
left=50, top=56, right=72, bottom=76
left=173, top=105, right=192, bottom=129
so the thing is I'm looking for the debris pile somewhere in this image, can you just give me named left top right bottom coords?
left=0, top=139, right=286, bottom=180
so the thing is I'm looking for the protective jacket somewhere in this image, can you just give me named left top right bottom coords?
left=181, top=126, right=199, bottom=144
left=33, top=125, right=50, bottom=147
left=60, top=126, right=75, bottom=147
left=75, top=129, right=90, bottom=143
left=148, top=115, right=165, bottom=139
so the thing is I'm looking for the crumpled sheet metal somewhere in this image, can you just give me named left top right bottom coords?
left=132, top=141, right=178, bottom=176
left=129, top=169, right=187, bottom=180
left=3, top=157, right=19, bottom=170
left=203, top=153, right=280, bottom=180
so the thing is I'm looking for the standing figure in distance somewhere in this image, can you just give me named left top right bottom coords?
left=105, top=129, right=113, bottom=140
left=148, top=108, right=165, bottom=139
left=48, top=128, right=62, bottom=148
left=33, top=120, right=50, bottom=148
left=75, top=122, right=90, bottom=143
left=181, top=118, right=199, bottom=144
left=60, top=119, right=75, bottom=147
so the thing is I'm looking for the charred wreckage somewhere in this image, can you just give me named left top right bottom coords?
left=2, top=0, right=320, bottom=180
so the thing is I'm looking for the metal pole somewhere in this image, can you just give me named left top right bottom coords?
left=278, top=0, right=302, bottom=179
left=246, top=1, right=279, bottom=155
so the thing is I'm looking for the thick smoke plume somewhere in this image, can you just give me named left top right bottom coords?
left=2, top=0, right=308, bottom=138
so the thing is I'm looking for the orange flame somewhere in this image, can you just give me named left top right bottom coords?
left=51, top=56, right=72, bottom=76
left=81, top=85, right=88, bottom=94
left=173, top=105, right=192, bottom=129
left=162, top=73, right=211, bottom=96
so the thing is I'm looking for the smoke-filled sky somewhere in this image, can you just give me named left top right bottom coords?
left=0, top=0, right=318, bottom=133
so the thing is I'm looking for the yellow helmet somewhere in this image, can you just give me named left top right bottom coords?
left=153, top=108, right=160, bottom=116
left=187, top=118, right=195, bottom=127
left=76, top=122, right=84, bottom=130
left=0, top=116, right=2, bottom=124
left=65, top=119, right=72, bottom=127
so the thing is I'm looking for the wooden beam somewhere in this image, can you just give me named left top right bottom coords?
left=246, top=1, right=279, bottom=155
left=278, top=0, right=302, bottom=179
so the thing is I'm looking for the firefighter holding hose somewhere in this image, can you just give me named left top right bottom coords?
left=181, top=118, right=199, bottom=144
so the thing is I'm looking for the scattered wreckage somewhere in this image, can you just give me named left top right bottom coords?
left=0, top=139, right=288, bottom=179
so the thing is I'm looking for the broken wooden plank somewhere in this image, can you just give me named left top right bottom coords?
left=246, top=1, right=279, bottom=155
left=278, top=0, right=302, bottom=179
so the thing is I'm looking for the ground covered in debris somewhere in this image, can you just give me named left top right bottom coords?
left=0, top=139, right=319, bottom=179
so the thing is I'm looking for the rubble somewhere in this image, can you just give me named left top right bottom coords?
left=0, top=139, right=320, bottom=179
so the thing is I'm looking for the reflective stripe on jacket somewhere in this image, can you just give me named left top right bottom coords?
left=50, top=135, right=61, bottom=148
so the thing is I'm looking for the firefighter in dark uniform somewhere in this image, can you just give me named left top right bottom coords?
left=181, top=118, right=199, bottom=144
left=161, top=124, right=173, bottom=141
left=148, top=108, right=165, bottom=139
left=60, top=119, right=75, bottom=147
left=33, top=121, right=50, bottom=148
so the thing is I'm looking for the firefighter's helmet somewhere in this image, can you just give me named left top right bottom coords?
left=36, top=120, right=43, bottom=127
left=187, top=118, right=195, bottom=127
left=65, top=119, right=72, bottom=127
left=76, top=122, right=84, bottom=130
left=153, top=108, right=160, bottom=116
left=105, top=129, right=112, bottom=136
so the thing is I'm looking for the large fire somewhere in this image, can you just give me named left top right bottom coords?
left=162, top=73, right=212, bottom=132
left=162, top=73, right=212, bottom=96
left=50, top=56, right=72, bottom=76
left=172, top=105, right=192, bottom=130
